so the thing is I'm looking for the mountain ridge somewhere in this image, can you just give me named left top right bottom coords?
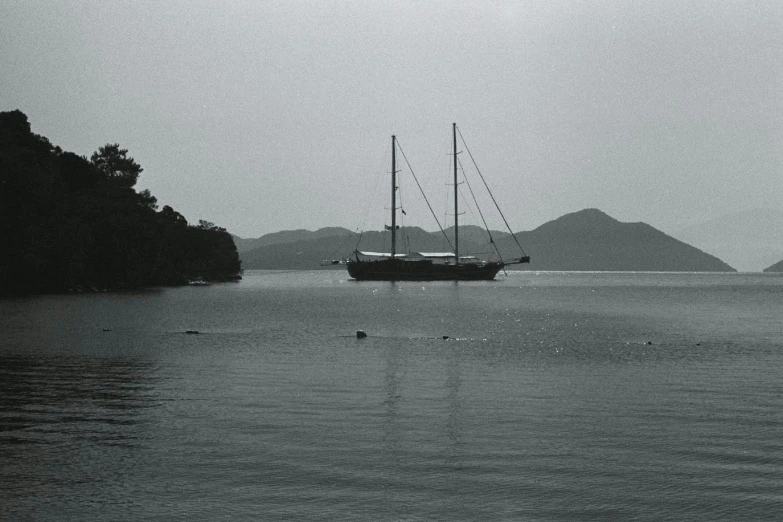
left=237, top=208, right=735, bottom=272
left=764, top=260, right=783, bottom=272
left=672, top=208, right=783, bottom=272
left=233, top=227, right=354, bottom=253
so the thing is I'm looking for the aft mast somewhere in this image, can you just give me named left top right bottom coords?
left=391, top=135, right=397, bottom=259
left=453, top=123, right=459, bottom=265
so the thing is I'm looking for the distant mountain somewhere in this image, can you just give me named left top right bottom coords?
left=764, top=260, right=783, bottom=272
left=493, top=208, right=734, bottom=271
left=441, top=225, right=511, bottom=249
left=239, top=226, right=501, bottom=270
left=672, top=209, right=783, bottom=272
left=240, top=234, right=357, bottom=270
left=233, top=227, right=353, bottom=253
left=238, top=209, right=736, bottom=272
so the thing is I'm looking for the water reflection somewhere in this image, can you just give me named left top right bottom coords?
left=381, top=344, right=401, bottom=453
left=2, top=271, right=782, bottom=520
left=445, top=348, right=462, bottom=448
left=0, top=355, right=159, bottom=447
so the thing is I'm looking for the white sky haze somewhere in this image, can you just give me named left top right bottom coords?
left=2, top=1, right=781, bottom=237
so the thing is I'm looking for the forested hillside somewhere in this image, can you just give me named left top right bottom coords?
left=0, top=110, right=241, bottom=294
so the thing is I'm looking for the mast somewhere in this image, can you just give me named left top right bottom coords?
left=391, top=135, right=397, bottom=259
left=453, top=122, right=459, bottom=264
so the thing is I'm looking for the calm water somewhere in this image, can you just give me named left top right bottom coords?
left=1, top=270, right=782, bottom=520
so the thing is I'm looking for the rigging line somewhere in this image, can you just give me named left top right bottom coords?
left=327, top=228, right=360, bottom=261
left=456, top=125, right=528, bottom=257
left=459, top=157, right=504, bottom=263
left=356, top=141, right=391, bottom=251
left=397, top=183, right=411, bottom=253
left=441, top=136, right=456, bottom=252
left=442, top=182, right=451, bottom=252
left=457, top=182, right=479, bottom=237
left=460, top=184, right=499, bottom=261
left=396, top=139, right=455, bottom=253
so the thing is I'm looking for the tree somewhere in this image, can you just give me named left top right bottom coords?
left=160, top=205, right=188, bottom=226
left=59, top=152, right=99, bottom=191
left=198, top=219, right=225, bottom=232
left=137, top=189, right=158, bottom=210
left=90, top=143, right=143, bottom=188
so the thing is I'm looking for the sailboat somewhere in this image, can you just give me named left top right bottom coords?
left=346, top=124, right=530, bottom=281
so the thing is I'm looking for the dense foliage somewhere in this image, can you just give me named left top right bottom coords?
left=0, top=110, right=241, bottom=294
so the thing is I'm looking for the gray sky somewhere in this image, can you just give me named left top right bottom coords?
left=2, top=0, right=781, bottom=237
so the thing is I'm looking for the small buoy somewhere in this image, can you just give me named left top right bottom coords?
left=356, top=330, right=367, bottom=339
left=442, top=335, right=450, bottom=340
left=186, top=330, right=199, bottom=334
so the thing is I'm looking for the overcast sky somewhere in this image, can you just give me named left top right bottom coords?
left=2, top=0, right=781, bottom=237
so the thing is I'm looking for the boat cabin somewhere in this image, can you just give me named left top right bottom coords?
left=355, top=251, right=483, bottom=265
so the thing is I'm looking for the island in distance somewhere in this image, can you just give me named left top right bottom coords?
left=763, top=260, right=783, bottom=273
left=235, top=209, right=736, bottom=272
left=672, top=208, right=783, bottom=272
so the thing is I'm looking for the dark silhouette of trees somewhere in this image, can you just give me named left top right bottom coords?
left=0, top=110, right=241, bottom=295
left=90, top=143, right=143, bottom=189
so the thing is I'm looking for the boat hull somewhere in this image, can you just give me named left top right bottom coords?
left=346, top=259, right=504, bottom=281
